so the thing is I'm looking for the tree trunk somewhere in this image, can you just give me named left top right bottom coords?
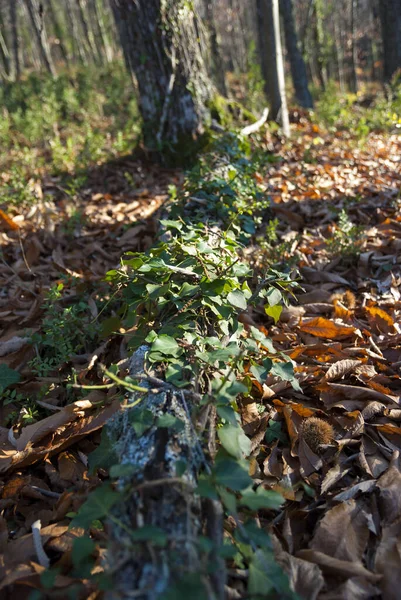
left=45, top=0, right=70, bottom=65
left=257, top=0, right=290, bottom=135
left=76, top=0, right=102, bottom=64
left=9, top=0, right=21, bottom=80
left=378, top=0, right=401, bottom=81
left=281, top=0, right=313, bottom=108
left=65, top=0, right=87, bottom=63
left=110, top=0, right=213, bottom=154
left=24, top=0, right=56, bottom=76
left=349, top=0, right=359, bottom=92
left=272, top=0, right=290, bottom=136
left=257, top=0, right=280, bottom=117
left=203, top=0, right=227, bottom=95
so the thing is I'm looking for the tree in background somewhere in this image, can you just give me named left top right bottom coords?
left=379, top=0, right=401, bottom=81
left=110, top=0, right=213, bottom=153
left=281, top=0, right=313, bottom=108
left=24, top=0, right=56, bottom=77
left=257, top=0, right=290, bottom=135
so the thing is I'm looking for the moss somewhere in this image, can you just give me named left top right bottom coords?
left=208, top=94, right=257, bottom=129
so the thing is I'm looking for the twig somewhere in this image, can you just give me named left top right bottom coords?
left=32, top=520, right=50, bottom=568
left=31, top=486, right=61, bottom=499
left=240, top=107, right=269, bottom=136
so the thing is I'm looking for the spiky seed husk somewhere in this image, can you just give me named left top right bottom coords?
left=300, top=417, right=334, bottom=454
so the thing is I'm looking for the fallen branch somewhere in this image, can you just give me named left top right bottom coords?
left=240, top=107, right=269, bottom=136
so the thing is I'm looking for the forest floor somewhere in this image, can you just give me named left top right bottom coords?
left=1, top=113, right=401, bottom=598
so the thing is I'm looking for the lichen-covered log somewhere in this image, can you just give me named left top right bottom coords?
left=106, top=346, right=220, bottom=599
left=110, top=0, right=213, bottom=152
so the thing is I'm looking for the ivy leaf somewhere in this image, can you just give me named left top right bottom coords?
left=227, top=289, right=247, bottom=310
left=218, top=424, right=251, bottom=459
left=151, top=335, right=181, bottom=358
left=248, top=550, right=275, bottom=596
left=214, top=458, right=252, bottom=491
left=0, top=364, right=20, bottom=391
left=249, top=326, right=276, bottom=353
left=265, top=420, right=287, bottom=444
left=239, top=487, right=283, bottom=511
left=109, top=464, right=137, bottom=478
left=129, top=408, right=154, bottom=437
left=157, top=414, right=185, bottom=432
left=264, top=304, right=283, bottom=323
left=72, top=537, right=96, bottom=577
left=70, top=485, right=120, bottom=529
left=271, top=361, right=302, bottom=392
left=265, top=287, right=282, bottom=306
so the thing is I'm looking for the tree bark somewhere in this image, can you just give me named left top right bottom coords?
left=76, top=0, right=102, bottom=64
left=9, top=0, right=21, bottom=80
left=257, top=0, right=290, bottom=135
left=24, top=0, right=56, bottom=76
left=378, top=0, right=401, bottom=81
left=349, top=0, right=359, bottom=92
left=106, top=346, right=224, bottom=600
left=203, top=0, right=227, bottom=95
left=110, top=0, right=213, bottom=153
left=281, top=0, right=313, bottom=108
left=45, top=0, right=70, bottom=65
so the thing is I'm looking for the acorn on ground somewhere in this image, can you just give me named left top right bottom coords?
left=300, top=417, right=334, bottom=454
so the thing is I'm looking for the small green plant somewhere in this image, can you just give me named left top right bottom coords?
left=326, top=208, right=364, bottom=257
left=29, top=283, right=98, bottom=376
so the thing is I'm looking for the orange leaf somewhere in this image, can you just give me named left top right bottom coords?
left=299, top=317, right=356, bottom=339
left=365, top=305, right=395, bottom=333
left=377, top=424, right=401, bottom=436
left=0, top=209, right=19, bottom=231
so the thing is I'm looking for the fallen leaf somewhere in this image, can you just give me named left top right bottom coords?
left=299, top=317, right=356, bottom=339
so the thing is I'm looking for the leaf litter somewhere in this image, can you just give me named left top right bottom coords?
left=1, top=115, right=401, bottom=597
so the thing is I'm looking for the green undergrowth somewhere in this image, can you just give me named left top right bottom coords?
left=67, top=133, right=300, bottom=599
left=315, top=79, right=401, bottom=136
left=0, top=62, right=139, bottom=206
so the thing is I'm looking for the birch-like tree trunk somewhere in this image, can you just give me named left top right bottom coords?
left=257, top=0, right=290, bottom=135
left=110, top=0, right=213, bottom=153
left=24, top=0, right=56, bottom=76
left=281, top=0, right=313, bottom=108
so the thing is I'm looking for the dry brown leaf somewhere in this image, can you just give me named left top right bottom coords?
left=310, top=500, right=369, bottom=563
left=15, top=399, right=93, bottom=451
left=318, top=577, right=380, bottom=600
left=374, top=518, right=401, bottom=600
left=296, top=549, right=381, bottom=582
left=324, top=359, right=361, bottom=381
left=299, top=317, right=356, bottom=339
left=272, top=535, right=324, bottom=600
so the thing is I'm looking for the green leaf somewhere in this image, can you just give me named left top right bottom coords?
left=239, top=487, right=283, bottom=511
left=264, top=304, right=283, bottom=324
left=129, top=408, right=154, bottom=436
left=163, top=574, right=208, bottom=600
left=131, top=525, right=167, bottom=547
left=265, top=287, right=283, bottom=307
left=100, top=316, right=121, bottom=338
left=196, top=475, right=219, bottom=500
left=160, top=219, right=183, bottom=231
left=146, top=283, right=169, bottom=299
left=109, top=464, right=137, bottom=478
left=157, top=414, right=185, bottom=432
left=248, top=550, right=274, bottom=596
left=218, top=487, right=237, bottom=514
left=265, top=420, right=287, bottom=444
left=249, top=326, right=276, bottom=353
left=151, top=335, right=181, bottom=358
left=214, top=459, right=252, bottom=491
left=72, top=536, right=96, bottom=577
left=0, top=364, right=20, bottom=391
left=218, top=424, right=251, bottom=459
left=71, top=485, right=120, bottom=529
left=271, top=361, right=302, bottom=392
left=227, top=289, right=247, bottom=310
